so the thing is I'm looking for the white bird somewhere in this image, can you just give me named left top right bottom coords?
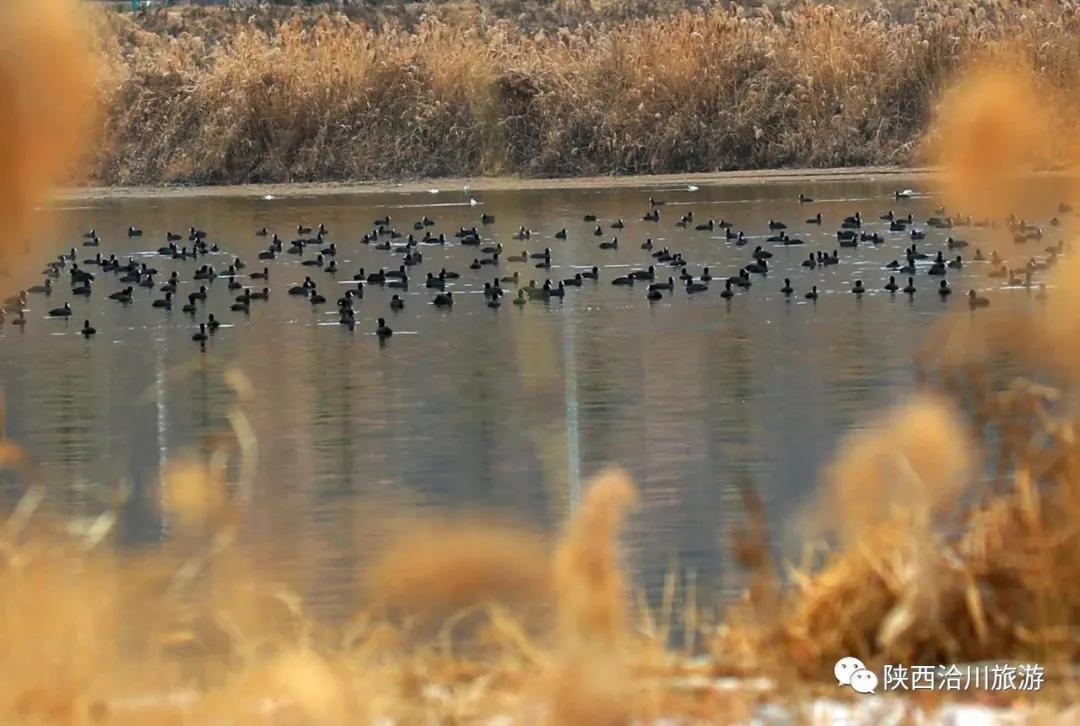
left=469, top=198, right=481, bottom=206
left=428, top=189, right=439, bottom=194
left=896, top=189, right=915, bottom=198
left=687, top=184, right=699, bottom=192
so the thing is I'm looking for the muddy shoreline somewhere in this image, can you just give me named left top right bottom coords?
left=58, top=166, right=935, bottom=201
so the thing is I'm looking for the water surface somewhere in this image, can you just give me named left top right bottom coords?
left=0, top=176, right=1062, bottom=616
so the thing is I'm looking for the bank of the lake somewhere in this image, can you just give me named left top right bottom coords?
left=88, top=1, right=1080, bottom=186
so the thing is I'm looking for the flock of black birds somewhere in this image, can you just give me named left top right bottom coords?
left=0, top=189, right=1072, bottom=344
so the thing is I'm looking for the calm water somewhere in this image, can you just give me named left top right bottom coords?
left=0, top=176, right=1062, bottom=616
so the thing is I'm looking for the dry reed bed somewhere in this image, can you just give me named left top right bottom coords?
left=89, top=1, right=1080, bottom=185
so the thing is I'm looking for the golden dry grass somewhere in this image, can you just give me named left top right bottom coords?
left=8, top=2, right=1080, bottom=722
left=86, top=0, right=1080, bottom=185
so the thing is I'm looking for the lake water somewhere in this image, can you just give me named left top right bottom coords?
left=0, top=176, right=1063, bottom=618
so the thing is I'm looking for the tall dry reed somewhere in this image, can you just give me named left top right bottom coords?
left=87, top=1, right=1080, bottom=185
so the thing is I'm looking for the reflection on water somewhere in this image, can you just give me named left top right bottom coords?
left=0, top=177, right=1062, bottom=616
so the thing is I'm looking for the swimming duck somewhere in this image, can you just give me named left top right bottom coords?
left=28, top=280, right=52, bottom=295
left=884, top=276, right=898, bottom=292
left=593, top=225, right=604, bottom=236
left=780, top=278, right=794, bottom=295
left=152, top=293, right=173, bottom=309
left=432, top=292, right=454, bottom=307
left=806, top=212, right=822, bottom=225
left=646, top=288, right=663, bottom=301
left=685, top=279, right=709, bottom=294
left=840, top=213, right=862, bottom=229
left=903, top=277, right=917, bottom=294
left=48, top=302, right=73, bottom=317
left=250, top=288, right=269, bottom=301
left=804, top=286, right=819, bottom=300
left=555, top=228, right=568, bottom=239
left=801, top=255, right=817, bottom=269
left=799, top=193, right=814, bottom=203
left=611, top=219, right=625, bottom=229
left=968, top=290, right=990, bottom=308
left=389, top=295, right=404, bottom=311
left=376, top=318, right=393, bottom=338
left=581, top=267, right=599, bottom=280
left=852, top=280, right=866, bottom=295
left=719, top=281, right=734, bottom=299
left=309, top=290, right=326, bottom=305
left=649, top=277, right=675, bottom=292
left=700, top=267, right=712, bottom=282
left=745, top=259, right=768, bottom=275
left=480, top=213, right=495, bottom=224
left=938, top=280, right=952, bottom=297
left=695, top=219, right=715, bottom=232
left=109, top=287, right=134, bottom=303
left=128, top=226, right=143, bottom=237
left=599, top=238, right=619, bottom=250
left=643, top=209, right=660, bottom=222
left=768, top=220, right=787, bottom=230
left=611, top=274, right=634, bottom=286
left=192, top=323, right=208, bottom=343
